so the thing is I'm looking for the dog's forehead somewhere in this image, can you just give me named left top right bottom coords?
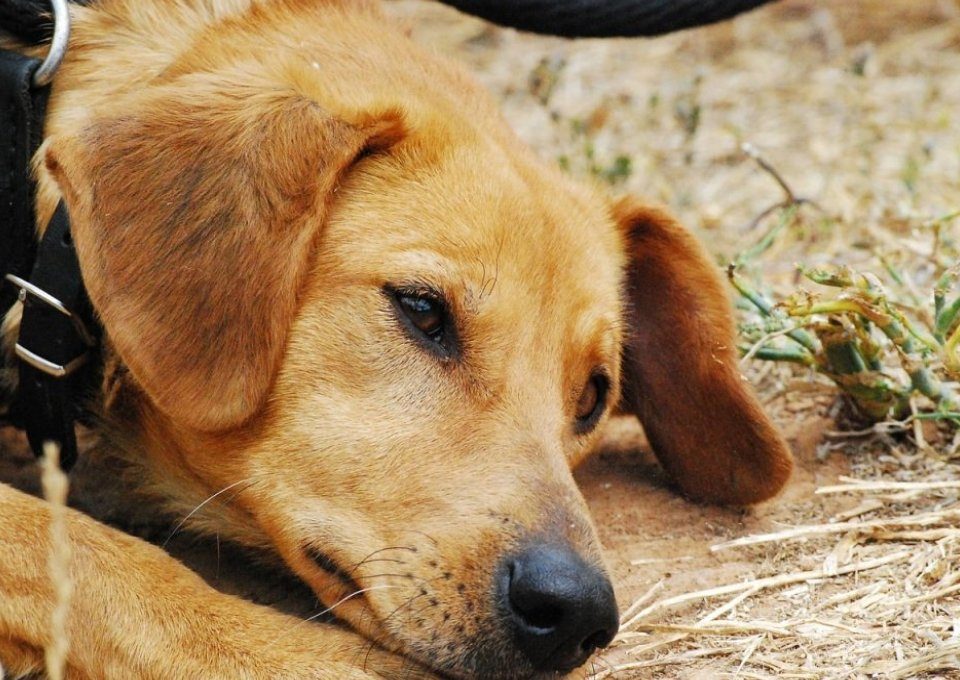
left=324, top=142, right=626, bottom=329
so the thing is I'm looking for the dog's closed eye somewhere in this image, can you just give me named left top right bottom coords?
left=387, top=285, right=458, bottom=359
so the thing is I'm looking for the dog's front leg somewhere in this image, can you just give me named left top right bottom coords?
left=0, top=482, right=430, bottom=679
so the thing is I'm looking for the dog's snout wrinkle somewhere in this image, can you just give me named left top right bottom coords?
left=501, top=543, right=618, bottom=673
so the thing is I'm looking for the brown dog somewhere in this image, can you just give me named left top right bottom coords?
left=0, top=1, right=793, bottom=677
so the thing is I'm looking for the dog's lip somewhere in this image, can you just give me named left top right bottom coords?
left=303, top=549, right=552, bottom=680
left=303, top=545, right=363, bottom=594
left=301, top=556, right=548, bottom=680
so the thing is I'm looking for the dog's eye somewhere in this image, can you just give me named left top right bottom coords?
left=575, top=373, right=608, bottom=434
left=398, top=293, right=443, bottom=340
left=388, top=286, right=456, bottom=357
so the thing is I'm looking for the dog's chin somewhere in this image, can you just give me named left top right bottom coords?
left=391, top=638, right=542, bottom=680
left=332, top=584, right=605, bottom=679
left=305, top=582, right=545, bottom=679
left=355, top=611, right=598, bottom=680
left=331, top=603, right=539, bottom=680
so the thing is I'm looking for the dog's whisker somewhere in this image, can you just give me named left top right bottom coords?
left=304, top=584, right=398, bottom=624
left=381, top=592, right=429, bottom=630
left=351, top=589, right=439, bottom=675
left=398, top=650, right=429, bottom=680
left=346, top=572, right=415, bottom=584
left=349, top=556, right=407, bottom=570
left=266, top=584, right=399, bottom=649
left=360, top=599, right=417, bottom=676
left=404, top=600, right=439, bottom=627
left=353, top=569, right=453, bottom=594
left=351, top=567, right=468, bottom=675
left=352, top=605, right=386, bottom=673
left=375, top=588, right=440, bottom=660
left=350, top=571, right=418, bottom=581
left=349, top=545, right=417, bottom=572
left=161, top=477, right=260, bottom=548
left=399, top=529, right=438, bottom=548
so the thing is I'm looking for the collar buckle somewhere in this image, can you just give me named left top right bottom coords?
left=5, top=273, right=94, bottom=378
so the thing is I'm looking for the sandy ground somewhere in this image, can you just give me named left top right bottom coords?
left=4, top=0, right=960, bottom=677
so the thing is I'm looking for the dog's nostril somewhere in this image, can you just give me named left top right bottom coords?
left=581, top=628, right=614, bottom=654
left=502, top=543, right=619, bottom=672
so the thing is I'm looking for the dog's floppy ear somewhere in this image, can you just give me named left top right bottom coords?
left=45, top=82, right=404, bottom=431
left=614, top=196, right=793, bottom=504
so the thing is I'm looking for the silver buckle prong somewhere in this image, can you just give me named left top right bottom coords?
left=7, top=273, right=70, bottom=316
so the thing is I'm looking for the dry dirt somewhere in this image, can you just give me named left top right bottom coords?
left=4, top=0, right=960, bottom=678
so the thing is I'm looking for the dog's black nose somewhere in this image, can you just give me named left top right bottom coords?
left=502, top=543, right=619, bottom=672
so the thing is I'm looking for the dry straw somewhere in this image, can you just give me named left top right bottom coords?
left=40, top=442, right=72, bottom=680
left=595, top=474, right=960, bottom=678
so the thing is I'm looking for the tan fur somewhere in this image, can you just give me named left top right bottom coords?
left=0, top=0, right=792, bottom=677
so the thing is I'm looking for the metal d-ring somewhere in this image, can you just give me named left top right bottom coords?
left=32, top=0, right=71, bottom=88
left=4, top=273, right=95, bottom=377
left=5, top=273, right=97, bottom=347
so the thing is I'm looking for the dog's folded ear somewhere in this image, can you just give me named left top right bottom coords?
left=44, top=81, right=405, bottom=432
left=614, top=196, right=793, bottom=505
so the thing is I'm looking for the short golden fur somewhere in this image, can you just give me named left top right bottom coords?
left=0, top=1, right=793, bottom=677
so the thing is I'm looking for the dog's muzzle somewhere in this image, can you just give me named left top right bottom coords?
left=499, top=542, right=619, bottom=672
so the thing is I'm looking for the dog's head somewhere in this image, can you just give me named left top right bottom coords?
left=41, top=5, right=792, bottom=677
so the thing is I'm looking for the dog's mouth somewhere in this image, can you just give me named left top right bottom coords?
left=299, top=542, right=477, bottom=675
left=296, top=538, right=618, bottom=679
left=304, top=546, right=363, bottom=596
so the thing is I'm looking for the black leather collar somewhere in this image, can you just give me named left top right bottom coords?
left=0, top=50, right=45, bottom=316
left=6, top=202, right=99, bottom=471
left=2, top=1, right=97, bottom=470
